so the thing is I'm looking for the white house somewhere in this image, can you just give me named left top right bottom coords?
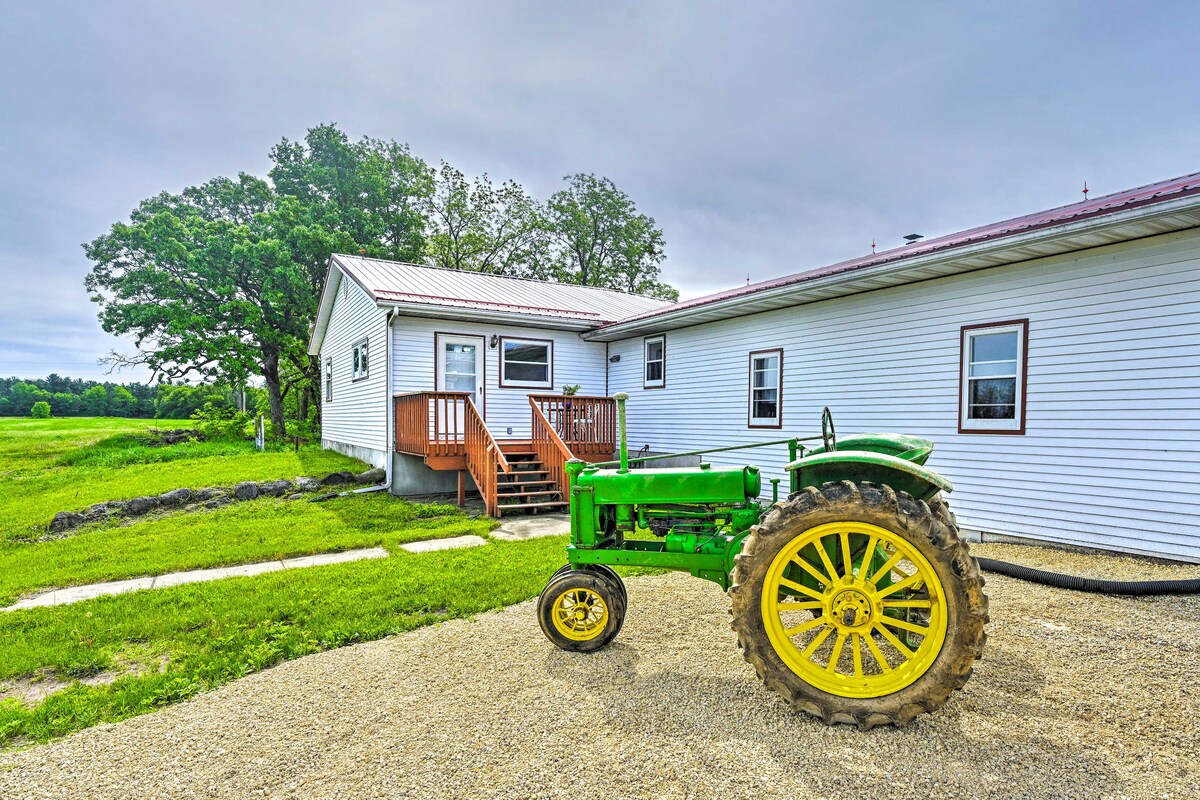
left=309, top=171, right=1200, bottom=563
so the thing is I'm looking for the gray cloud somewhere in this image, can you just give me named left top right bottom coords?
left=1, top=1, right=1197, bottom=380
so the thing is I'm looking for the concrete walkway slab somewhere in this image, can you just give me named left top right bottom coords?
left=491, top=513, right=569, bottom=541
left=399, top=535, right=488, bottom=554
left=4, top=547, right=389, bottom=611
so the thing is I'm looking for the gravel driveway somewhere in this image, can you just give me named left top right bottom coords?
left=3, top=542, right=1198, bottom=800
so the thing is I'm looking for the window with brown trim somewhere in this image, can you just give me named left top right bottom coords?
left=499, top=337, right=553, bottom=389
left=748, top=349, right=783, bottom=428
left=959, top=320, right=1028, bottom=434
left=644, top=335, right=665, bottom=389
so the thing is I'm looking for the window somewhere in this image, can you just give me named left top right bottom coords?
left=351, top=337, right=370, bottom=381
left=499, top=337, right=553, bottom=388
left=324, top=356, right=333, bottom=402
left=960, top=320, right=1028, bottom=433
left=748, top=349, right=783, bottom=428
left=644, top=335, right=666, bottom=389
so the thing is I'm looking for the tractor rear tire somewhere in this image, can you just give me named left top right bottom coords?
left=729, top=481, right=988, bottom=729
left=538, top=569, right=627, bottom=653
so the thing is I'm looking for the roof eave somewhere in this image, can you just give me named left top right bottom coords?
left=383, top=301, right=602, bottom=332
left=583, top=194, right=1200, bottom=342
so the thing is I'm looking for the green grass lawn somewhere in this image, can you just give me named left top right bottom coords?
left=0, top=493, right=495, bottom=607
left=0, top=536, right=569, bottom=746
left=0, top=417, right=579, bottom=748
left=0, top=417, right=368, bottom=540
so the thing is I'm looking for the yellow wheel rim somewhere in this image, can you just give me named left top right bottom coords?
left=760, top=521, right=948, bottom=698
left=550, top=587, right=609, bottom=641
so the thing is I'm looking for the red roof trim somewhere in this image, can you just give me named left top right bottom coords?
left=376, top=289, right=604, bottom=318
left=601, top=171, right=1200, bottom=329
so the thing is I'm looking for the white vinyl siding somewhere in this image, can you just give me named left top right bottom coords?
left=606, top=228, right=1200, bottom=562
left=317, top=272, right=388, bottom=465
left=391, top=318, right=607, bottom=439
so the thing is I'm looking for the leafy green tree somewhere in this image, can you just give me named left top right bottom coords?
left=9, top=382, right=49, bottom=414
left=543, top=174, right=677, bottom=300
left=84, top=174, right=333, bottom=437
left=51, top=392, right=80, bottom=416
left=269, top=124, right=433, bottom=263
left=30, top=401, right=50, bottom=418
left=268, top=124, right=435, bottom=418
left=80, top=385, right=109, bottom=416
left=111, top=385, right=137, bottom=415
left=425, top=163, right=548, bottom=276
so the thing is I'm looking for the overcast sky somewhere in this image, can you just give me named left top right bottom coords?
left=1, top=1, right=1197, bottom=383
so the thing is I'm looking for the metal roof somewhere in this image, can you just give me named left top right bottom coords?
left=336, top=255, right=668, bottom=322
left=585, top=170, right=1200, bottom=341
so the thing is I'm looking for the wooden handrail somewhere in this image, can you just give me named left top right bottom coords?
left=394, top=391, right=510, bottom=515
left=465, top=398, right=511, bottom=516
left=527, top=395, right=617, bottom=454
left=530, top=397, right=575, bottom=502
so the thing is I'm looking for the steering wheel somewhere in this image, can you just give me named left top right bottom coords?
left=821, top=406, right=838, bottom=453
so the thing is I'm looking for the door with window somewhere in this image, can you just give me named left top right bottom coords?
left=436, top=334, right=485, bottom=414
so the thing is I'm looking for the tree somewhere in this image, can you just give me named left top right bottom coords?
left=269, top=124, right=436, bottom=422
left=269, top=124, right=433, bottom=264
left=425, top=163, right=549, bottom=276
left=543, top=174, right=677, bottom=301
left=84, top=174, right=332, bottom=437
left=30, top=401, right=50, bottom=418
left=80, top=385, right=109, bottom=416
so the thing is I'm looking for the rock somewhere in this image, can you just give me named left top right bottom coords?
left=125, top=496, right=160, bottom=515
left=295, top=477, right=322, bottom=492
left=320, top=472, right=355, bottom=486
left=285, top=493, right=305, bottom=501
left=354, top=468, right=386, bottom=484
left=203, top=499, right=229, bottom=510
left=158, top=488, right=195, bottom=507
left=49, top=511, right=84, bottom=533
left=259, top=479, right=293, bottom=497
left=233, top=482, right=260, bottom=501
left=308, top=492, right=339, bottom=503
left=193, top=487, right=220, bottom=502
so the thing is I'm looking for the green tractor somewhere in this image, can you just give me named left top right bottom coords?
left=537, top=394, right=988, bottom=728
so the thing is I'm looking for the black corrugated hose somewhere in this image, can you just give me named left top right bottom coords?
left=976, top=557, right=1200, bottom=595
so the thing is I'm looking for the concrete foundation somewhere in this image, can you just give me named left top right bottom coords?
left=321, top=439, right=387, bottom=469
left=390, top=452, right=463, bottom=497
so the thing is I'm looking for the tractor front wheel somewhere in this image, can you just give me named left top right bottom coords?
left=729, top=481, right=988, bottom=728
left=538, top=569, right=627, bottom=652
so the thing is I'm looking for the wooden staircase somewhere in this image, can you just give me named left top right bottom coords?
left=394, top=392, right=615, bottom=518
left=494, top=441, right=569, bottom=515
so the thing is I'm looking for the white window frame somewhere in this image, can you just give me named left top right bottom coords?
left=748, top=349, right=783, bottom=428
left=643, top=335, right=666, bottom=389
left=959, top=320, right=1027, bottom=434
left=351, top=337, right=370, bottom=382
left=324, top=356, right=333, bottom=402
left=499, top=337, right=553, bottom=389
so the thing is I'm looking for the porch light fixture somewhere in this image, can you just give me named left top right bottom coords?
left=489, top=335, right=499, bottom=349
left=609, top=354, right=621, bottom=363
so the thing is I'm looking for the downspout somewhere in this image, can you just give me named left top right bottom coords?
left=352, top=308, right=395, bottom=496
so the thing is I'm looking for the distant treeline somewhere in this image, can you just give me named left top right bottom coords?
left=0, top=376, right=259, bottom=419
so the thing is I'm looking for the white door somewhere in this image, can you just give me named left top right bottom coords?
left=436, top=334, right=485, bottom=413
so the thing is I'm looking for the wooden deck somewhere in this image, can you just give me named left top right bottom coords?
left=394, top=393, right=616, bottom=516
